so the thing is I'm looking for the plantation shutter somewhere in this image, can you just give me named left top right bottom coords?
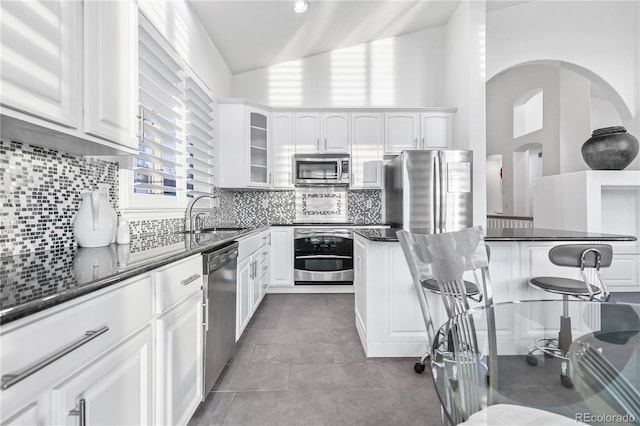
left=185, top=69, right=216, bottom=198
left=135, top=15, right=184, bottom=196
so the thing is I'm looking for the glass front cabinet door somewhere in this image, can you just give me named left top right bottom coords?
left=248, top=109, right=271, bottom=187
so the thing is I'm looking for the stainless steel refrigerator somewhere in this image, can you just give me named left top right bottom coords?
left=385, top=150, right=473, bottom=233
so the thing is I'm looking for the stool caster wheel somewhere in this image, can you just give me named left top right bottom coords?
left=525, top=354, right=538, bottom=366
left=414, top=362, right=426, bottom=374
left=561, top=375, right=573, bottom=388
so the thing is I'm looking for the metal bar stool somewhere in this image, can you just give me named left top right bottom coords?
left=525, top=244, right=613, bottom=388
left=397, top=226, right=492, bottom=374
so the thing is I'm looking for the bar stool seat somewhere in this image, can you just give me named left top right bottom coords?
left=529, top=276, right=601, bottom=296
left=421, top=278, right=480, bottom=296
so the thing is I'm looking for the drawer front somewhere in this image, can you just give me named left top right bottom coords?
left=155, top=254, right=203, bottom=314
left=238, top=232, right=261, bottom=262
left=0, top=275, right=153, bottom=418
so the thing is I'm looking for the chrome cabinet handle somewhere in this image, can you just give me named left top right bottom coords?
left=414, top=137, right=418, bottom=147
left=316, top=138, right=320, bottom=150
left=69, top=398, right=87, bottom=426
left=1, top=326, right=109, bottom=390
left=180, top=273, right=201, bottom=286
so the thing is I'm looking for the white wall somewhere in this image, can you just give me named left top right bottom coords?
left=138, top=0, right=232, bottom=97
left=558, top=67, right=592, bottom=174
left=230, top=27, right=447, bottom=107
left=487, top=0, right=639, bottom=130
left=444, top=0, right=487, bottom=227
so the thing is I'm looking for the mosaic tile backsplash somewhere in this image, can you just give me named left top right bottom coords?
left=1, top=140, right=119, bottom=256
left=1, top=139, right=383, bottom=255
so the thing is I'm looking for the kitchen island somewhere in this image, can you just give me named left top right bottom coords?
left=352, top=227, right=637, bottom=357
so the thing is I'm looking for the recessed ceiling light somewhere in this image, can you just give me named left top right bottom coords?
left=292, top=1, right=309, bottom=14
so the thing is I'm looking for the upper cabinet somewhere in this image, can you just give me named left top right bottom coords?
left=0, top=0, right=80, bottom=128
left=295, top=112, right=349, bottom=154
left=351, top=112, right=383, bottom=189
left=384, top=110, right=455, bottom=154
left=218, top=100, right=272, bottom=189
left=272, top=112, right=294, bottom=189
left=83, top=0, right=138, bottom=149
left=0, top=0, right=138, bottom=155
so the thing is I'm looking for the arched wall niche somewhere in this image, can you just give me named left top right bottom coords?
left=486, top=60, right=634, bottom=216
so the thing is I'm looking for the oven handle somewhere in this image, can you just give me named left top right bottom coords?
left=294, top=230, right=353, bottom=237
left=295, top=254, right=353, bottom=260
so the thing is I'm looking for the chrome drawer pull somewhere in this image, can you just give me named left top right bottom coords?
left=1, top=326, right=109, bottom=390
left=69, top=398, right=87, bottom=426
left=180, top=274, right=201, bottom=286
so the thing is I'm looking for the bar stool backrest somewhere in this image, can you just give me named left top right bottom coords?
left=548, top=244, right=613, bottom=268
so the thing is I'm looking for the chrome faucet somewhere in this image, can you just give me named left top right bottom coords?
left=185, top=191, right=220, bottom=232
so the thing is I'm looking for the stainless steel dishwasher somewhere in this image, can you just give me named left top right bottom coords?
left=202, top=241, right=238, bottom=398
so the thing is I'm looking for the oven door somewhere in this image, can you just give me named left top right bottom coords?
left=294, top=229, right=353, bottom=284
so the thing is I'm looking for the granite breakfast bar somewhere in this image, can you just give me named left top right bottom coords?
left=352, top=227, right=637, bottom=357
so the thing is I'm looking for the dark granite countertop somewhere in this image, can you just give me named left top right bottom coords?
left=354, top=227, right=637, bottom=243
left=271, top=222, right=389, bottom=227
left=0, top=227, right=265, bottom=325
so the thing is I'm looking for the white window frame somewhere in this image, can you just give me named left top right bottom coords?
left=119, top=12, right=217, bottom=221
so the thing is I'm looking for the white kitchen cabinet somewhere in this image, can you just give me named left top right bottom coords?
left=354, top=236, right=367, bottom=338
left=269, top=227, right=294, bottom=288
left=294, top=112, right=350, bottom=154
left=83, top=0, right=138, bottom=149
left=0, top=0, right=80, bottom=128
left=0, top=274, right=153, bottom=425
left=272, top=112, right=295, bottom=188
left=421, top=112, right=453, bottom=149
left=350, top=113, right=383, bottom=189
left=154, top=254, right=203, bottom=426
left=0, top=0, right=139, bottom=156
left=256, top=230, right=271, bottom=304
left=384, top=111, right=454, bottom=154
left=236, top=255, right=254, bottom=340
left=51, top=327, right=153, bottom=426
left=219, top=100, right=272, bottom=189
left=384, top=113, right=420, bottom=152
left=156, top=292, right=203, bottom=426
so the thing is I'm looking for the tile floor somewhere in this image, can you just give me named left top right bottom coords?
left=189, top=293, right=636, bottom=425
left=188, top=294, right=443, bottom=426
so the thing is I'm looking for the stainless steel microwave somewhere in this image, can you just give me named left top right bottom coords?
left=293, top=154, right=350, bottom=186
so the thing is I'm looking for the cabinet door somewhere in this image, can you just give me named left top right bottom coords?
left=351, top=113, right=383, bottom=189
left=51, top=327, right=153, bottom=426
left=323, top=112, right=350, bottom=153
left=384, top=113, right=419, bottom=153
left=295, top=112, right=321, bottom=153
left=272, top=112, right=294, bottom=188
left=83, top=0, right=138, bottom=149
left=251, top=256, right=261, bottom=313
left=0, top=0, right=80, bottom=127
left=354, top=236, right=367, bottom=337
left=236, top=256, right=252, bottom=340
left=270, top=227, right=294, bottom=287
left=421, top=113, right=452, bottom=148
left=156, top=292, right=203, bottom=426
left=248, top=109, right=271, bottom=187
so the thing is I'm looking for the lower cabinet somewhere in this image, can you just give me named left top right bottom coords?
left=51, top=326, right=153, bottom=425
left=236, top=254, right=254, bottom=341
left=0, top=254, right=204, bottom=425
left=156, top=292, right=203, bottom=426
left=269, top=227, right=294, bottom=288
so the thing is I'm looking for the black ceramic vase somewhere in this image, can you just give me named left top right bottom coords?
left=581, top=126, right=639, bottom=170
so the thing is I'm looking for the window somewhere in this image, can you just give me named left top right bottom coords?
left=126, top=13, right=215, bottom=211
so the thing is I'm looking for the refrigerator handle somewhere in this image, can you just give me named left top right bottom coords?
left=433, top=154, right=442, bottom=234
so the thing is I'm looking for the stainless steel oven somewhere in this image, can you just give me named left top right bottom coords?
left=294, top=228, right=353, bottom=285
